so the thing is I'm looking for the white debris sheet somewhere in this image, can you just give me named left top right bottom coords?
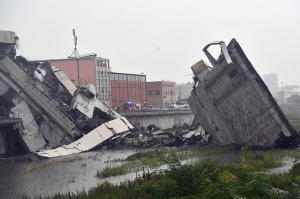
left=35, top=117, right=134, bottom=158
left=11, top=101, right=46, bottom=152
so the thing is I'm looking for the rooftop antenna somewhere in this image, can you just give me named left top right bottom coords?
left=70, top=29, right=80, bottom=86
left=70, top=29, right=80, bottom=58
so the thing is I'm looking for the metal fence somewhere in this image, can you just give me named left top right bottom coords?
left=0, top=113, right=9, bottom=119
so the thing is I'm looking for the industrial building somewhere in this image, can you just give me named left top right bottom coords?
left=38, top=56, right=148, bottom=110
left=110, top=72, right=147, bottom=109
left=177, top=82, right=193, bottom=100
left=146, top=80, right=176, bottom=107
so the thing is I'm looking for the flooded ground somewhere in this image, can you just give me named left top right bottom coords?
left=195, top=150, right=241, bottom=163
left=268, top=156, right=295, bottom=174
left=0, top=148, right=140, bottom=199
left=0, top=148, right=295, bottom=199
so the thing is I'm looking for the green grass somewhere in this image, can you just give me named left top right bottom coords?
left=284, top=113, right=300, bottom=130
left=97, top=164, right=129, bottom=177
left=290, top=121, right=300, bottom=131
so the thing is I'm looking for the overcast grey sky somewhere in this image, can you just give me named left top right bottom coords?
left=1, top=0, right=300, bottom=85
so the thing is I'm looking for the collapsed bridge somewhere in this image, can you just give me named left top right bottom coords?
left=0, top=30, right=132, bottom=156
left=0, top=30, right=209, bottom=157
left=1, top=30, right=299, bottom=157
left=188, top=39, right=300, bottom=148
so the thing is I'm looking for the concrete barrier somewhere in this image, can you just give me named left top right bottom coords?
left=121, top=110, right=195, bottom=130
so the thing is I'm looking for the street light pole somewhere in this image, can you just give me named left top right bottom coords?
left=281, top=82, right=283, bottom=103
left=127, top=75, right=129, bottom=102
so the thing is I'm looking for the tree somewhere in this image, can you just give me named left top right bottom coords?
left=287, top=94, right=300, bottom=106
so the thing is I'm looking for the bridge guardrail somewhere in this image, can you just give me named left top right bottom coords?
left=0, top=112, right=20, bottom=119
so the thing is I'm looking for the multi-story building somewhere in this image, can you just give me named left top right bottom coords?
left=263, top=73, right=278, bottom=97
left=110, top=72, right=147, bottom=109
left=42, top=55, right=147, bottom=109
left=44, top=54, right=112, bottom=106
left=146, top=80, right=176, bottom=106
left=177, top=82, right=193, bottom=100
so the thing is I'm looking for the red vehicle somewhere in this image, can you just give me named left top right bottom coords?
left=122, top=101, right=136, bottom=111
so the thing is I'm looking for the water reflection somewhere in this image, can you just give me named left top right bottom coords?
left=0, top=149, right=138, bottom=199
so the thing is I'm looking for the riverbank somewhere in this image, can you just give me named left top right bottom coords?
left=1, top=146, right=299, bottom=198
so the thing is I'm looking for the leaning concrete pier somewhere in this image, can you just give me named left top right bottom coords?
left=188, top=39, right=298, bottom=148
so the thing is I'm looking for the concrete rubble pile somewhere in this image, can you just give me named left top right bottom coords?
left=105, top=121, right=211, bottom=148
left=188, top=39, right=300, bottom=148
left=0, top=30, right=210, bottom=157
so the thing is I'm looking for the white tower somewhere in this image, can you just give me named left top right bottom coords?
left=263, top=73, right=278, bottom=97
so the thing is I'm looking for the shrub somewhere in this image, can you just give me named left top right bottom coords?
left=182, top=123, right=190, bottom=129
left=289, top=163, right=300, bottom=176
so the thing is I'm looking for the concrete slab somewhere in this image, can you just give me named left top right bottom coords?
left=11, top=101, right=46, bottom=152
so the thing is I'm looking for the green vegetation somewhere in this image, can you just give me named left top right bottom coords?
left=96, top=147, right=233, bottom=178
left=164, top=122, right=190, bottom=132
left=96, top=146, right=300, bottom=179
left=285, top=113, right=300, bottom=131
left=24, top=146, right=300, bottom=199
left=96, top=164, right=130, bottom=177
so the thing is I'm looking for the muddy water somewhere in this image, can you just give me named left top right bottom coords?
left=0, top=148, right=294, bottom=199
left=195, top=150, right=241, bottom=163
left=0, top=148, right=140, bottom=199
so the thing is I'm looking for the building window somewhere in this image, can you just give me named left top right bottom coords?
left=155, top=90, right=160, bottom=95
left=148, top=90, right=153, bottom=96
